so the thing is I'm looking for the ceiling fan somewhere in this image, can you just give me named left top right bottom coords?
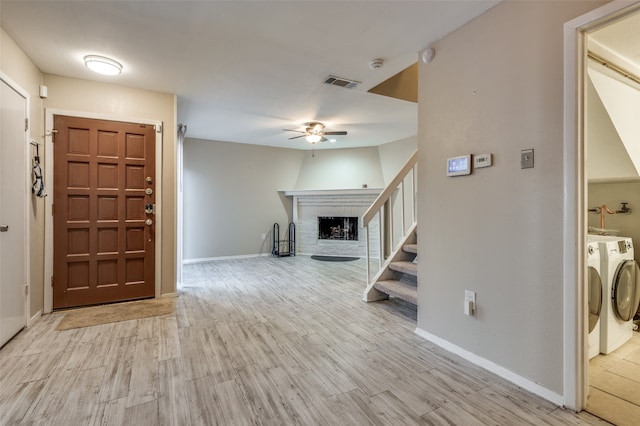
left=283, top=122, right=347, bottom=144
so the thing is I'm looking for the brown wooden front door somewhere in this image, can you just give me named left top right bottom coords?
left=53, top=116, right=156, bottom=309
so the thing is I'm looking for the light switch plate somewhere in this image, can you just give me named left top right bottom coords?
left=521, top=149, right=534, bottom=169
left=464, top=290, right=476, bottom=303
left=464, top=290, right=476, bottom=316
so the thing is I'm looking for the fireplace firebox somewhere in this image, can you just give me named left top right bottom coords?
left=318, top=216, right=358, bottom=241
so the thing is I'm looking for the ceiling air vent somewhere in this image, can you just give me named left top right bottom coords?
left=323, top=75, right=361, bottom=89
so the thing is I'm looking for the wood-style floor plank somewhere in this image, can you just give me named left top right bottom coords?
left=158, top=357, right=190, bottom=426
left=587, top=387, right=640, bottom=426
left=0, top=256, right=623, bottom=425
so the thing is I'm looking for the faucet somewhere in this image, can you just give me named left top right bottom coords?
left=616, top=202, right=632, bottom=215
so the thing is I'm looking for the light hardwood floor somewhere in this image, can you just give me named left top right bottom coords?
left=1, top=256, right=611, bottom=425
left=588, top=331, right=640, bottom=425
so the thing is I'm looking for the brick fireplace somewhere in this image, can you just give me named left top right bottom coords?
left=283, top=189, right=381, bottom=258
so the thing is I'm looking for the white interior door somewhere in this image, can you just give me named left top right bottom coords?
left=0, top=77, right=28, bottom=347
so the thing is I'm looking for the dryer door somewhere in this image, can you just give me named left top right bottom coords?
left=612, top=260, right=640, bottom=322
left=588, top=266, right=603, bottom=333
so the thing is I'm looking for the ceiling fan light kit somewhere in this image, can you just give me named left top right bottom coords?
left=305, top=134, right=322, bottom=144
left=282, top=121, right=347, bottom=145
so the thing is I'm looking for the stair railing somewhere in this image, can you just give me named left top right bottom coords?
left=362, top=151, right=417, bottom=285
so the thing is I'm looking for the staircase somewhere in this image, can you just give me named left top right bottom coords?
left=361, top=151, right=418, bottom=304
left=369, top=226, right=417, bottom=304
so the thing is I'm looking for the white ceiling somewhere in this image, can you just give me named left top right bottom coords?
left=0, top=0, right=500, bottom=150
left=589, top=10, right=640, bottom=80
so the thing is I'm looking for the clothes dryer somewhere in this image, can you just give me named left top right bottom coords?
left=588, top=235, right=640, bottom=354
left=586, top=241, right=602, bottom=359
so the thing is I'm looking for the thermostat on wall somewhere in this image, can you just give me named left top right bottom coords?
left=446, top=155, right=471, bottom=176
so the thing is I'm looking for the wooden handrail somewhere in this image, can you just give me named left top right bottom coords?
left=362, top=151, right=417, bottom=226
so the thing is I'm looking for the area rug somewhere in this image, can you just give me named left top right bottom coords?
left=55, top=297, right=175, bottom=331
left=310, top=255, right=359, bottom=262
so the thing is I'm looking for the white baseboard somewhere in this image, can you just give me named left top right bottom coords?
left=414, top=327, right=564, bottom=407
left=28, top=310, right=42, bottom=327
left=183, top=253, right=270, bottom=264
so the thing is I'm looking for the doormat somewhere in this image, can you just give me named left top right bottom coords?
left=310, top=255, right=359, bottom=262
left=55, top=297, right=175, bottom=331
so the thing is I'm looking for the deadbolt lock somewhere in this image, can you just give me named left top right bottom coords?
left=145, top=188, right=153, bottom=195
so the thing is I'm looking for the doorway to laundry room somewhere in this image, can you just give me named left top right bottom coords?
left=583, top=8, right=640, bottom=423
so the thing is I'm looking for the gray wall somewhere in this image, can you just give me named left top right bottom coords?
left=183, top=139, right=303, bottom=259
left=184, top=139, right=404, bottom=260
left=417, top=0, right=602, bottom=396
left=295, top=146, right=385, bottom=190
left=377, top=136, right=417, bottom=184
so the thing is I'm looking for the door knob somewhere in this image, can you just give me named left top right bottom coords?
left=0, top=225, right=8, bottom=232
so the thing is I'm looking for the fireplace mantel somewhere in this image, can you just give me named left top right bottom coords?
left=282, top=188, right=383, bottom=197
left=282, top=188, right=381, bottom=257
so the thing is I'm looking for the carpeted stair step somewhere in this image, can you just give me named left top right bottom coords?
left=403, top=243, right=417, bottom=254
left=389, top=260, right=417, bottom=277
left=373, top=279, right=417, bottom=305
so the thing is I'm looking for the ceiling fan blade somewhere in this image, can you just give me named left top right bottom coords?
left=320, top=137, right=328, bottom=142
left=322, top=131, right=347, bottom=136
left=288, top=135, right=307, bottom=140
left=282, top=129, right=306, bottom=133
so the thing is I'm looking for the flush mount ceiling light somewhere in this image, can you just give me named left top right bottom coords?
left=84, top=55, right=122, bottom=76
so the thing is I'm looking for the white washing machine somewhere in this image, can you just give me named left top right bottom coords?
left=588, top=235, right=640, bottom=354
left=586, top=241, right=602, bottom=359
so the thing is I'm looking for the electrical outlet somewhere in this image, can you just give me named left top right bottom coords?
left=261, top=233, right=267, bottom=241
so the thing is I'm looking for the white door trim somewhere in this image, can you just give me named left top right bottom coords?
left=562, top=0, right=640, bottom=411
left=0, top=72, right=31, bottom=329
left=176, top=126, right=183, bottom=288
left=44, top=109, right=163, bottom=313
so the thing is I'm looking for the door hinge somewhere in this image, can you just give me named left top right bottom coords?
left=24, top=284, right=29, bottom=295
left=51, top=276, right=54, bottom=287
left=25, top=118, right=29, bottom=131
left=51, top=204, right=54, bottom=215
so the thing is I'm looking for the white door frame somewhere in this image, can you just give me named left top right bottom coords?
left=43, top=109, right=163, bottom=313
left=563, top=0, right=640, bottom=411
left=0, top=72, right=31, bottom=328
left=176, top=125, right=184, bottom=288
